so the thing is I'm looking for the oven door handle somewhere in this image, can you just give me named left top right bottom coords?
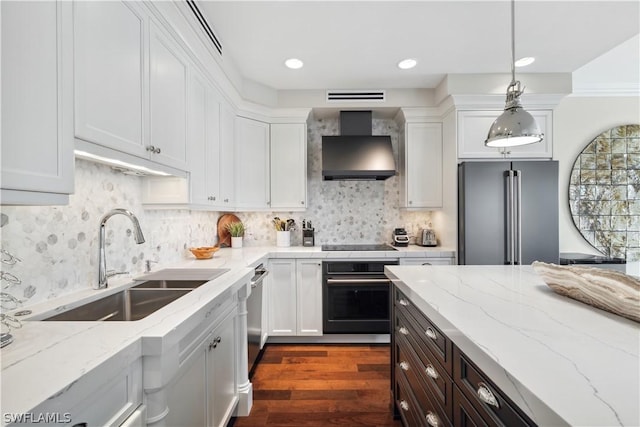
left=326, top=278, right=391, bottom=284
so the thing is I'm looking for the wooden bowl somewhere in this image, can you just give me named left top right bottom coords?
left=189, top=246, right=219, bottom=259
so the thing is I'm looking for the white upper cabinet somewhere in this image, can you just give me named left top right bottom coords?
left=399, top=122, right=443, bottom=209
left=457, top=110, right=553, bottom=159
left=149, top=23, right=188, bottom=171
left=1, top=1, right=74, bottom=205
left=270, top=123, right=307, bottom=211
left=187, top=70, right=221, bottom=208
left=219, top=104, right=236, bottom=207
left=235, top=117, right=270, bottom=210
left=74, top=1, right=146, bottom=158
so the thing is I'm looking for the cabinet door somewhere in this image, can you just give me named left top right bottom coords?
left=149, top=23, right=188, bottom=170
left=404, top=123, right=443, bottom=208
left=457, top=110, right=552, bottom=159
left=1, top=1, right=74, bottom=204
left=74, top=1, right=146, bottom=157
left=267, top=260, right=297, bottom=336
left=207, top=310, right=238, bottom=427
left=270, top=124, right=307, bottom=210
left=164, top=338, right=208, bottom=427
left=219, top=104, right=236, bottom=207
left=235, top=117, right=270, bottom=209
left=205, top=88, right=222, bottom=206
left=188, top=72, right=209, bottom=206
left=296, top=260, right=323, bottom=335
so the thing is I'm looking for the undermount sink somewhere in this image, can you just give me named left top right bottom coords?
left=42, top=268, right=231, bottom=322
left=44, top=288, right=191, bottom=321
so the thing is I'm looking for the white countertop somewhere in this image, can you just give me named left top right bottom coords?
left=385, top=265, right=640, bottom=427
left=0, top=245, right=454, bottom=423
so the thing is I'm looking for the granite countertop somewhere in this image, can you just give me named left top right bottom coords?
left=0, top=245, right=454, bottom=422
left=385, top=265, right=640, bottom=427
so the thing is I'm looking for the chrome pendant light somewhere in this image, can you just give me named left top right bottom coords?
left=485, top=0, right=543, bottom=148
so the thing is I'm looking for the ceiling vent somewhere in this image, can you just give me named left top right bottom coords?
left=326, top=90, right=386, bottom=103
left=186, top=0, right=222, bottom=55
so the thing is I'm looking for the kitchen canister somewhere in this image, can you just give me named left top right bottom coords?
left=276, top=230, right=291, bottom=247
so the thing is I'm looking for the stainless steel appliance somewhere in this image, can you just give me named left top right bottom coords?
left=392, top=228, right=409, bottom=247
left=417, top=228, right=438, bottom=247
left=302, top=219, right=315, bottom=247
left=458, top=161, right=559, bottom=265
left=322, top=259, right=398, bottom=334
left=247, top=263, right=268, bottom=375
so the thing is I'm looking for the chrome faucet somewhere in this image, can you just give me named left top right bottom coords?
left=97, top=208, right=146, bottom=289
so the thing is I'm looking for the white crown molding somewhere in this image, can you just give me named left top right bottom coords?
left=449, top=94, right=567, bottom=110
left=570, top=83, right=640, bottom=97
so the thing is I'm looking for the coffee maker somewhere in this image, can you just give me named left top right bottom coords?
left=392, top=228, right=409, bottom=247
left=302, top=219, right=315, bottom=247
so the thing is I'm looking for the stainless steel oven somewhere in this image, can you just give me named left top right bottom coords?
left=247, top=263, right=268, bottom=375
left=322, top=260, right=398, bottom=334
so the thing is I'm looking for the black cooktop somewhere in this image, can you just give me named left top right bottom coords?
left=321, top=244, right=397, bottom=252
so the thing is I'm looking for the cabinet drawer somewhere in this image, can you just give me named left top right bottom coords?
left=453, top=385, right=489, bottom=427
left=395, top=368, right=426, bottom=427
left=396, top=337, right=452, bottom=427
left=453, top=347, right=534, bottom=427
left=396, top=289, right=452, bottom=373
left=397, top=326, right=453, bottom=421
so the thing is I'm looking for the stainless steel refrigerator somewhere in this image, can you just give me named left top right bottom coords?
left=458, top=161, right=559, bottom=265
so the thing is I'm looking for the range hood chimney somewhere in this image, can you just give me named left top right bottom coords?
left=322, top=111, right=396, bottom=181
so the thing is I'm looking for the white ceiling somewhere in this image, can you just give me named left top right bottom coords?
left=197, top=1, right=640, bottom=91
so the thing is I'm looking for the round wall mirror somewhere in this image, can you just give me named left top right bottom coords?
left=569, top=124, right=640, bottom=260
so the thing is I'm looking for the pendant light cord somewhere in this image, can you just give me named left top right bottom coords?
left=511, top=0, right=516, bottom=85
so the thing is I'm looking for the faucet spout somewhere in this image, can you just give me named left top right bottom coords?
left=97, top=209, right=146, bottom=289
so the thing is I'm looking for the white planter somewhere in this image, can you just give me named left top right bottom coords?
left=276, top=231, right=291, bottom=247
left=231, top=236, right=243, bottom=248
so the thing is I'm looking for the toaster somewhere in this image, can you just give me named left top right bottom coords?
left=417, top=228, right=438, bottom=247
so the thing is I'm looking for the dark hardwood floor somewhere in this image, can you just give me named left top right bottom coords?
left=233, top=344, right=402, bottom=427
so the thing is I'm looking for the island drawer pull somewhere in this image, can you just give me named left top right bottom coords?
left=399, top=361, right=410, bottom=371
left=477, top=382, right=500, bottom=408
left=398, top=326, right=409, bottom=336
left=425, top=363, right=439, bottom=379
left=398, top=298, right=409, bottom=306
left=425, top=411, right=440, bottom=427
left=399, top=400, right=410, bottom=411
left=425, top=327, right=437, bottom=340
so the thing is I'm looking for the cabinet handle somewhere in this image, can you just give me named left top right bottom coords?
left=212, top=196, right=216, bottom=201
left=224, top=198, right=229, bottom=203
left=399, top=400, right=409, bottom=411
left=398, top=326, right=409, bottom=336
left=146, top=145, right=156, bottom=152
left=476, top=382, right=500, bottom=408
left=399, top=361, right=410, bottom=371
left=425, top=364, right=439, bottom=380
left=425, top=327, right=437, bottom=340
left=409, top=200, right=413, bottom=205
left=398, top=298, right=409, bottom=307
left=425, top=412, right=440, bottom=427
left=300, top=201, right=305, bottom=205
left=154, top=147, right=161, bottom=154
left=71, top=424, right=88, bottom=427
left=422, top=263, right=432, bottom=266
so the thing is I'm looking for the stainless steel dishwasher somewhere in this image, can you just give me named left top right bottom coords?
left=247, top=263, right=268, bottom=375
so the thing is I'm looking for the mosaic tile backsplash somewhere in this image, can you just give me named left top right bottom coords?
left=569, top=124, right=640, bottom=260
left=0, top=116, right=433, bottom=309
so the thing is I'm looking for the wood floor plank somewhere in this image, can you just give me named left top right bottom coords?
left=233, top=343, right=401, bottom=426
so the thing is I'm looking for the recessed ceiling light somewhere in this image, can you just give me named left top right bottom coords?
left=397, top=58, right=417, bottom=70
left=284, top=58, right=304, bottom=69
left=515, top=57, right=535, bottom=67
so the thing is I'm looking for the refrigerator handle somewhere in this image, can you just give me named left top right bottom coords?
left=515, top=170, right=523, bottom=265
left=505, top=170, right=515, bottom=265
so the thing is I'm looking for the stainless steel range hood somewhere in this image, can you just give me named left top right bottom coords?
left=322, top=111, right=396, bottom=181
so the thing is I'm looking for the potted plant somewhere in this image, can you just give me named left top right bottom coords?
left=226, top=221, right=245, bottom=248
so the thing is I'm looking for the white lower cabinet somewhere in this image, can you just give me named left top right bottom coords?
left=1, top=0, right=74, bottom=205
left=164, top=308, right=237, bottom=427
left=267, top=259, right=322, bottom=336
left=399, top=257, right=454, bottom=266
left=10, top=358, right=143, bottom=427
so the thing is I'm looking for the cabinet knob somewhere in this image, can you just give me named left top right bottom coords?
left=146, top=145, right=156, bottom=152
left=425, top=412, right=440, bottom=427
left=212, top=196, right=216, bottom=201
left=425, top=327, right=437, bottom=340
left=476, top=382, right=500, bottom=408
left=399, top=361, right=410, bottom=371
left=409, top=200, right=413, bottom=205
left=300, top=201, right=305, bottom=205
left=399, top=400, right=409, bottom=412
left=425, top=364, right=439, bottom=380
left=398, top=298, right=409, bottom=307
left=154, top=147, right=161, bottom=154
left=398, top=326, right=409, bottom=336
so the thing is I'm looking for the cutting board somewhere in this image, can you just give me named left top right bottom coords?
left=217, top=213, right=242, bottom=247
